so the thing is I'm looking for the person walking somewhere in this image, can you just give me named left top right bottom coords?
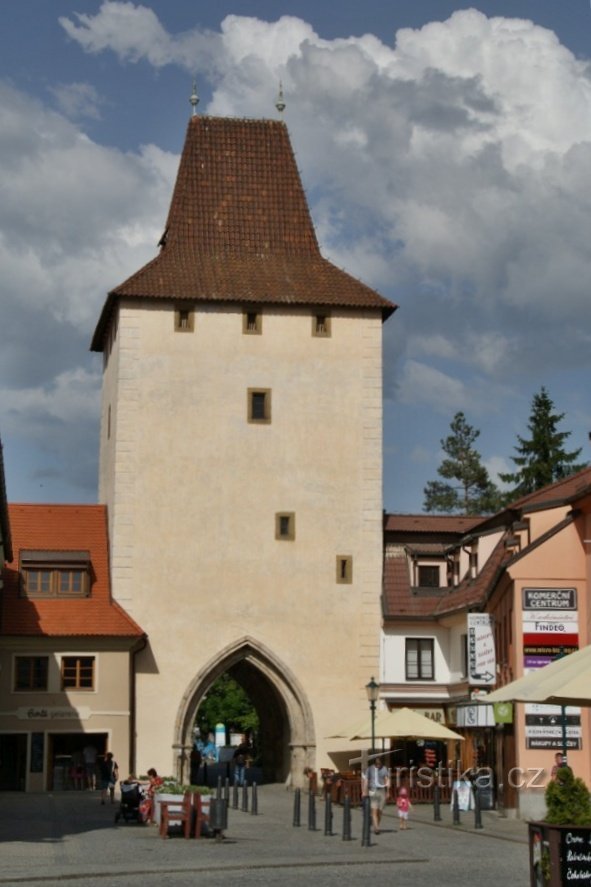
left=82, top=742, right=98, bottom=791
left=98, top=752, right=118, bottom=805
left=362, top=756, right=390, bottom=835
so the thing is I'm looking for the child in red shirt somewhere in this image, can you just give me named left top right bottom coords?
left=396, top=787, right=412, bottom=830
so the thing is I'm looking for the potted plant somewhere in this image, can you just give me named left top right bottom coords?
left=529, top=766, right=591, bottom=886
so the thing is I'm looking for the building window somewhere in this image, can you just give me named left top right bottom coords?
left=174, top=306, right=194, bottom=332
left=418, top=565, right=440, bottom=588
left=61, top=656, right=95, bottom=691
left=248, top=389, right=271, bottom=424
left=336, top=556, right=353, bottom=584
left=275, top=512, right=295, bottom=541
left=15, top=656, right=49, bottom=691
left=20, top=551, right=91, bottom=599
left=243, top=309, right=262, bottom=335
left=312, top=313, right=331, bottom=337
left=405, top=638, right=434, bottom=681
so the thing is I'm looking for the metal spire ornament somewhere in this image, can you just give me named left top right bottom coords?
left=190, top=80, right=200, bottom=116
left=275, top=82, right=286, bottom=117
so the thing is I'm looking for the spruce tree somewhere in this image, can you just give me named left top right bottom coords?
left=423, top=412, right=501, bottom=515
left=500, top=387, right=586, bottom=498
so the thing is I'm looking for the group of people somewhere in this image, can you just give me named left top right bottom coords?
left=362, top=757, right=411, bottom=834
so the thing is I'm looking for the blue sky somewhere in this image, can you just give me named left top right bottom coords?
left=1, top=1, right=591, bottom=513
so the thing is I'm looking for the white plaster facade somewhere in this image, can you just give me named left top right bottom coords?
left=98, top=301, right=385, bottom=781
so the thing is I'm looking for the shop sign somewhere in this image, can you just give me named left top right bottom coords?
left=17, top=706, right=90, bottom=721
left=411, top=707, right=445, bottom=723
left=522, top=588, right=577, bottom=610
left=467, top=613, right=496, bottom=686
left=493, top=702, right=513, bottom=724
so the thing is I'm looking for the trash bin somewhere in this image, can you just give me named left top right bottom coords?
left=209, top=797, right=228, bottom=835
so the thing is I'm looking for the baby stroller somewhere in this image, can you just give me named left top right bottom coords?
left=115, top=780, right=144, bottom=824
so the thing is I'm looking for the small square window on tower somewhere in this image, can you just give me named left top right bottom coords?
left=248, top=388, right=271, bottom=424
left=243, top=309, right=262, bottom=335
left=275, top=512, right=295, bottom=541
left=336, top=555, right=353, bottom=584
left=312, top=313, right=331, bottom=337
left=174, top=305, right=195, bottom=332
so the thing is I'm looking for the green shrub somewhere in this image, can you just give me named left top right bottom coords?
left=545, top=766, right=591, bottom=826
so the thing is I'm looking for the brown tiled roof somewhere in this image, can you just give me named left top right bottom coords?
left=91, top=116, right=395, bottom=350
left=433, top=536, right=510, bottom=617
left=508, top=465, right=591, bottom=512
left=1, top=504, right=144, bottom=638
left=384, top=514, right=483, bottom=534
left=382, top=551, right=443, bottom=619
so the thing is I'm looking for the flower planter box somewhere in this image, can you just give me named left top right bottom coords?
left=529, top=822, right=591, bottom=886
left=154, top=793, right=185, bottom=827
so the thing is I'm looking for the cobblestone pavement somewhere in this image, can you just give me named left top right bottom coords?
left=0, top=785, right=530, bottom=886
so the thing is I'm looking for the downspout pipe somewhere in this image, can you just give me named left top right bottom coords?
left=130, top=635, right=148, bottom=777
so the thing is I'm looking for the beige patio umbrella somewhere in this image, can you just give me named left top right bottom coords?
left=483, top=645, right=591, bottom=708
left=350, top=707, right=464, bottom=742
left=329, top=707, right=464, bottom=742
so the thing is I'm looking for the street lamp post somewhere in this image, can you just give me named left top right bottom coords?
left=366, top=676, right=380, bottom=755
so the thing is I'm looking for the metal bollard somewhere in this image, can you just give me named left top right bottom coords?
left=324, top=792, right=333, bottom=836
left=216, top=775, right=222, bottom=800
left=308, top=788, right=317, bottom=831
left=251, top=782, right=258, bottom=815
left=473, top=786, right=483, bottom=829
left=224, top=777, right=230, bottom=804
left=361, top=795, right=371, bottom=847
left=433, top=784, right=442, bottom=821
left=342, top=795, right=352, bottom=841
left=232, top=783, right=239, bottom=810
left=452, top=788, right=461, bottom=825
left=241, top=782, right=249, bottom=813
left=293, top=788, right=301, bottom=827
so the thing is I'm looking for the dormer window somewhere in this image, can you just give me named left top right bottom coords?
left=418, top=564, right=440, bottom=588
left=20, top=551, right=91, bottom=598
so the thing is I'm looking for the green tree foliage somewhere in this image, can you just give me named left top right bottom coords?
left=196, top=674, right=259, bottom=739
left=545, top=766, right=591, bottom=826
left=500, top=387, right=586, bottom=499
left=423, top=412, right=502, bottom=515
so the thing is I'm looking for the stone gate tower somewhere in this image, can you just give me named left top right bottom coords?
left=91, top=113, right=395, bottom=783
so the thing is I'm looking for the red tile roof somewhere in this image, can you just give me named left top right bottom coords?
left=382, top=550, right=440, bottom=618
left=1, top=504, right=144, bottom=638
left=385, top=514, right=483, bottom=534
left=91, top=116, right=395, bottom=350
left=508, top=465, right=591, bottom=512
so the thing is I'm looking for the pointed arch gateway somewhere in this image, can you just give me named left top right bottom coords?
left=174, top=637, right=316, bottom=786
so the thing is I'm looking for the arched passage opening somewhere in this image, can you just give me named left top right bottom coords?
left=173, top=637, right=316, bottom=786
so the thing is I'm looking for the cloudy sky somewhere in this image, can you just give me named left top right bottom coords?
left=2, top=1, right=591, bottom=513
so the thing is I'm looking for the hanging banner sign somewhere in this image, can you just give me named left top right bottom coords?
left=467, top=613, right=496, bottom=685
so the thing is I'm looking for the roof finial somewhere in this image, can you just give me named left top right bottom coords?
left=275, top=81, right=286, bottom=117
left=190, top=79, right=199, bottom=116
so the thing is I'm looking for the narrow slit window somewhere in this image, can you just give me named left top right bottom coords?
left=336, top=556, right=353, bottom=584
left=248, top=388, right=271, bottom=424
left=174, top=306, right=195, bottom=332
left=275, top=512, right=295, bottom=541
left=243, top=310, right=262, bottom=335
left=312, top=313, right=331, bottom=337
